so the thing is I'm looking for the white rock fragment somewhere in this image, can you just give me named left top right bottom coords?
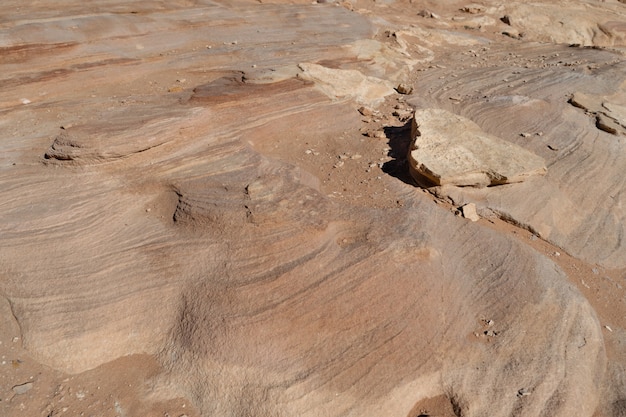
left=460, top=203, right=480, bottom=222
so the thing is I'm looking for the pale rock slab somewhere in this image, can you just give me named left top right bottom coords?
left=408, top=108, right=547, bottom=187
left=297, top=62, right=395, bottom=106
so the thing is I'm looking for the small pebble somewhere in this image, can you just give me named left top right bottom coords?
left=396, top=83, right=413, bottom=95
left=358, top=106, right=373, bottom=116
left=12, top=382, right=33, bottom=395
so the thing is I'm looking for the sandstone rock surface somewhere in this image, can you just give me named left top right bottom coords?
left=408, top=108, right=547, bottom=187
left=1, top=1, right=625, bottom=417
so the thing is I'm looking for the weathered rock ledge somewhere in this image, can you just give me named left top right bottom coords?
left=408, top=108, right=547, bottom=187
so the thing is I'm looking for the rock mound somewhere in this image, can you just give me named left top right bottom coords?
left=408, top=108, right=547, bottom=187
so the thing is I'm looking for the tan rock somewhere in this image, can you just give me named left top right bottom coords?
left=408, top=108, right=547, bottom=187
left=460, top=203, right=480, bottom=222
left=297, top=63, right=395, bottom=106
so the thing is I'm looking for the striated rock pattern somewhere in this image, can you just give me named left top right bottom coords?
left=1, top=1, right=625, bottom=417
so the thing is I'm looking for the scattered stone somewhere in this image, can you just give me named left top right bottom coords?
left=392, top=110, right=412, bottom=120
left=12, top=382, right=33, bottom=395
left=20, top=98, right=31, bottom=105
left=366, top=130, right=386, bottom=139
left=520, top=132, right=531, bottom=138
left=358, top=106, right=373, bottom=116
left=461, top=4, right=485, bottom=14
left=396, top=83, right=414, bottom=95
left=605, top=325, right=613, bottom=332
left=350, top=154, right=362, bottom=160
left=333, top=161, right=344, bottom=168
left=503, top=29, right=521, bottom=39
left=517, top=388, right=531, bottom=397
left=547, top=145, right=559, bottom=151
left=501, top=15, right=512, bottom=25
left=460, top=203, right=480, bottom=222
left=554, top=251, right=560, bottom=257
left=417, top=9, right=439, bottom=18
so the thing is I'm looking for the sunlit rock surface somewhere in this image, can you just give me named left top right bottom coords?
left=1, top=1, right=625, bottom=417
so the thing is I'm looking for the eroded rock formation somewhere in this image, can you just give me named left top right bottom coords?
left=1, top=1, right=625, bottom=417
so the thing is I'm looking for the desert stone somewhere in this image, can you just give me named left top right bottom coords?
left=408, top=108, right=547, bottom=187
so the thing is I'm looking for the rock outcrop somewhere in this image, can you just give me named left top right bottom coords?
left=408, top=108, right=547, bottom=187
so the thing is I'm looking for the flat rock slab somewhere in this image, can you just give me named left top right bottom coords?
left=408, top=108, right=547, bottom=187
left=297, top=62, right=395, bottom=106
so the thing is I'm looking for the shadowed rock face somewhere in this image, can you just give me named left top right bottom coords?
left=1, top=1, right=625, bottom=417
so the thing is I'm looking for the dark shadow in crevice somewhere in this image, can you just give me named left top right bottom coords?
left=381, top=121, right=416, bottom=186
